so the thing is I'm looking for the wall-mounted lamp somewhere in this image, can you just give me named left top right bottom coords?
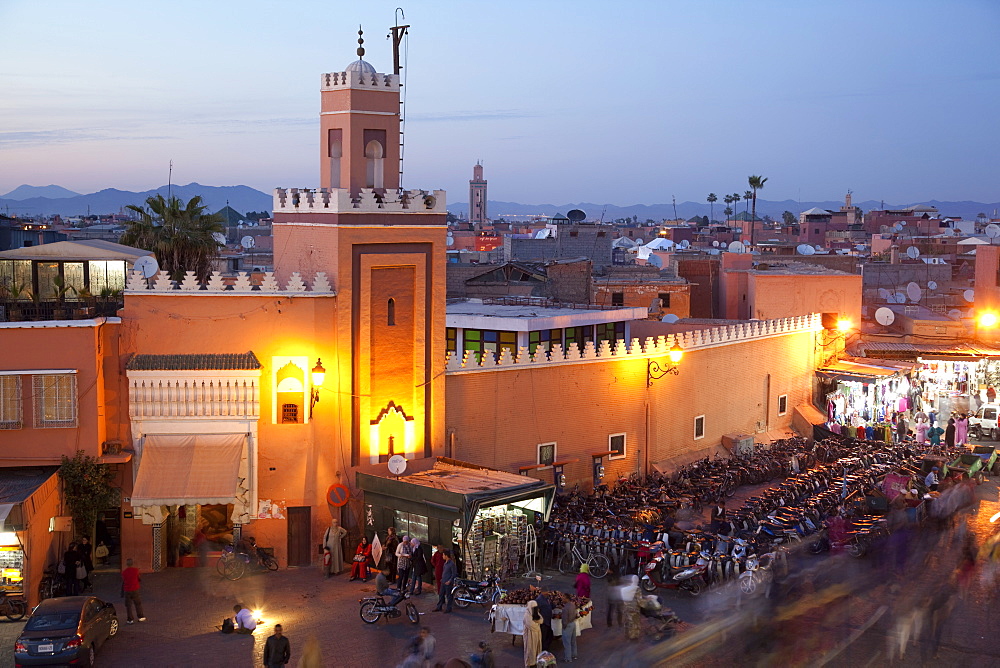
left=592, top=450, right=615, bottom=489
left=647, top=343, right=684, bottom=386
left=310, top=358, right=326, bottom=416
left=979, top=312, right=998, bottom=328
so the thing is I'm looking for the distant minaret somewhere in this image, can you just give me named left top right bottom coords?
left=469, top=162, right=487, bottom=225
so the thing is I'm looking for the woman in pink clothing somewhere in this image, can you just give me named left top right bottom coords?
left=914, top=420, right=930, bottom=444
left=574, top=563, right=591, bottom=599
left=955, top=413, right=969, bottom=445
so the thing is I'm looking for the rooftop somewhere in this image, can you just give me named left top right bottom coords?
left=383, top=459, right=544, bottom=496
left=0, top=239, right=152, bottom=262
left=126, top=351, right=262, bottom=371
left=0, top=467, right=59, bottom=504
left=446, top=298, right=646, bottom=331
left=752, top=261, right=854, bottom=276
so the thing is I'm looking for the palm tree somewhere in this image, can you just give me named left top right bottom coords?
left=748, top=175, right=768, bottom=246
left=724, top=206, right=733, bottom=222
left=722, top=195, right=731, bottom=223
left=122, top=194, right=225, bottom=281
left=707, top=193, right=717, bottom=223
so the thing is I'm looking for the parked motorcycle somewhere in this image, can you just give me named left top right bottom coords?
left=640, top=549, right=708, bottom=596
left=359, top=594, right=419, bottom=624
left=452, top=574, right=504, bottom=608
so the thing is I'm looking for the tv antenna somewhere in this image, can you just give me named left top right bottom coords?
left=167, top=159, right=173, bottom=200
left=388, top=10, right=410, bottom=188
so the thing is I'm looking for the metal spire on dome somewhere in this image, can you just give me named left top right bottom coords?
left=357, top=26, right=365, bottom=59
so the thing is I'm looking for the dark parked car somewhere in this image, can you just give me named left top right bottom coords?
left=14, top=596, right=118, bottom=667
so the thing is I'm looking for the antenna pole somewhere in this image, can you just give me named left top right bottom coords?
left=672, top=195, right=677, bottom=221
left=389, top=11, right=410, bottom=190
left=168, top=160, right=173, bottom=201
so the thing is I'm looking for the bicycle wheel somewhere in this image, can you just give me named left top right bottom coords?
left=216, top=556, right=229, bottom=577
left=4, top=599, right=25, bottom=621
left=359, top=600, right=381, bottom=624
left=557, top=552, right=576, bottom=575
left=405, top=602, right=419, bottom=624
left=452, top=587, right=472, bottom=609
left=38, top=579, right=51, bottom=603
left=588, top=554, right=610, bottom=579
left=223, top=557, right=246, bottom=581
left=263, top=554, right=279, bottom=571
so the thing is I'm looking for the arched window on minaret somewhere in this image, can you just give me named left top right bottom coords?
left=387, top=298, right=396, bottom=326
left=328, top=129, right=342, bottom=189
left=365, top=140, right=384, bottom=189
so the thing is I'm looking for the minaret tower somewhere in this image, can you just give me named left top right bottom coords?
left=469, top=162, right=487, bottom=225
left=272, top=27, right=447, bottom=468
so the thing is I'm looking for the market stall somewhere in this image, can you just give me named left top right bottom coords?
left=358, top=458, right=555, bottom=579
left=492, top=594, right=594, bottom=637
left=818, top=358, right=919, bottom=437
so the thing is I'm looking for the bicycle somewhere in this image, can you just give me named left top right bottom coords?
left=557, top=541, right=610, bottom=579
left=0, top=592, right=26, bottom=621
left=217, top=538, right=278, bottom=581
left=38, top=567, right=67, bottom=602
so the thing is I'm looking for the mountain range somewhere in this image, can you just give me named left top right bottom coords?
left=0, top=183, right=272, bottom=217
left=2, top=183, right=997, bottom=222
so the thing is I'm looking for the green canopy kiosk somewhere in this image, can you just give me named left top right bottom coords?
left=357, top=457, right=555, bottom=579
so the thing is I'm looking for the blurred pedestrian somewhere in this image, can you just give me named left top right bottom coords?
left=263, top=623, right=291, bottom=668
left=408, top=539, right=428, bottom=595
left=433, top=550, right=456, bottom=613
left=522, top=600, right=543, bottom=667
left=561, top=594, right=578, bottom=663
left=296, top=635, right=323, bottom=668
left=531, top=585, right=553, bottom=651
left=383, top=527, right=400, bottom=582
left=431, top=543, right=445, bottom=595
left=78, top=536, right=94, bottom=591
left=574, top=564, right=591, bottom=599
left=956, top=413, right=969, bottom=445
left=396, top=536, right=413, bottom=591
left=323, top=519, right=347, bottom=577
left=121, top=558, right=146, bottom=623
left=988, top=386, right=997, bottom=403
left=63, top=543, right=83, bottom=596
left=606, top=574, right=625, bottom=628
left=945, top=417, right=956, bottom=447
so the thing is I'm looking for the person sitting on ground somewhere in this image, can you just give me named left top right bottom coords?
left=233, top=604, right=257, bottom=635
left=925, top=466, right=940, bottom=492
left=376, top=567, right=404, bottom=606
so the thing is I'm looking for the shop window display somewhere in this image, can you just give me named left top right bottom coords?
left=461, top=505, right=531, bottom=580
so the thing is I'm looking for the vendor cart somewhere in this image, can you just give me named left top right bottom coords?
left=970, top=445, right=999, bottom=475
left=948, top=453, right=985, bottom=485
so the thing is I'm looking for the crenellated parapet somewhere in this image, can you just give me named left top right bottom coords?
left=445, top=313, right=822, bottom=373
left=125, top=271, right=334, bottom=295
left=272, top=187, right=447, bottom=215
left=322, top=70, right=399, bottom=91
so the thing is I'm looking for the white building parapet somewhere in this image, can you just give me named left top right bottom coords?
left=446, top=313, right=822, bottom=373
left=125, top=271, right=335, bottom=296
left=272, top=187, right=447, bottom=215
left=321, top=70, right=399, bottom=91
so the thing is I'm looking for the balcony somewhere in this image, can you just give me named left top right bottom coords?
left=0, top=297, right=123, bottom=322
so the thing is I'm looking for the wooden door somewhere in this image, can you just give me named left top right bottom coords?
left=286, top=506, right=312, bottom=567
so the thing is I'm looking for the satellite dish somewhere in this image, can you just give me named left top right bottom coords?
left=661, top=314, right=680, bottom=323
left=708, top=248, right=720, bottom=255
left=635, top=238, right=644, bottom=244
left=744, top=240, right=752, bottom=246
left=894, top=223, right=903, bottom=231
left=964, top=289, right=975, bottom=303
left=566, top=209, right=586, bottom=222
left=854, top=244, right=866, bottom=252
left=241, top=235, right=255, bottom=249
left=795, top=244, right=814, bottom=256
left=892, top=292, right=906, bottom=304
left=728, top=241, right=743, bottom=253
left=132, top=255, right=159, bottom=279
left=878, top=288, right=890, bottom=299
left=927, top=280, right=938, bottom=290
left=814, top=245, right=823, bottom=251
left=712, top=240, right=720, bottom=247
left=905, top=246, right=920, bottom=259
left=679, top=239, right=690, bottom=249
left=906, top=282, right=921, bottom=302
left=387, top=454, right=407, bottom=476
left=649, top=254, right=664, bottom=269
left=949, top=309, right=962, bottom=319
left=212, top=232, right=227, bottom=246
left=987, top=224, right=1000, bottom=239
left=875, top=307, right=895, bottom=326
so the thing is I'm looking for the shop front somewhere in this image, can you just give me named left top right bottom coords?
left=818, top=358, right=919, bottom=439
left=916, top=356, right=1000, bottom=416
left=0, top=467, right=62, bottom=606
left=129, top=434, right=253, bottom=570
left=358, top=458, right=555, bottom=579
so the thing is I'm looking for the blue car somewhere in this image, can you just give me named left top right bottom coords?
left=14, top=596, right=118, bottom=667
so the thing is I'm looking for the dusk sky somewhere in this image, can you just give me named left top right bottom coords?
left=2, top=0, right=998, bottom=206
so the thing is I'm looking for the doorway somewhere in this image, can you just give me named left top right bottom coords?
left=287, top=506, right=312, bottom=567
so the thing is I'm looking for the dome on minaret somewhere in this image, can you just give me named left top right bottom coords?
left=345, top=27, right=377, bottom=75
left=345, top=58, right=377, bottom=75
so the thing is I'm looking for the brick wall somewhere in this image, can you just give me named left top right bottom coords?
left=445, top=327, right=817, bottom=489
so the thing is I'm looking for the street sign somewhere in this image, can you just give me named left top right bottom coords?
left=326, top=483, right=350, bottom=507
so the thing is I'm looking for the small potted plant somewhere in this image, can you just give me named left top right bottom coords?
left=52, top=276, right=76, bottom=319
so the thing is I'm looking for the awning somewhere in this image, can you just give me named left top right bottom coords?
left=0, top=504, right=13, bottom=532
left=816, top=358, right=915, bottom=384
left=132, top=434, right=245, bottom=506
